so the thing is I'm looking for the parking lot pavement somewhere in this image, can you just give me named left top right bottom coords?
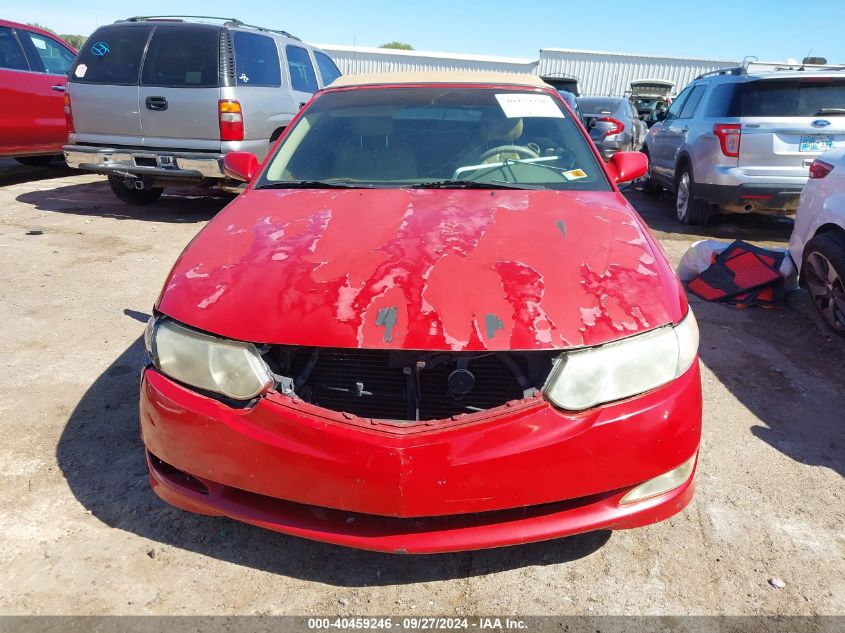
left=1, top=160, right=843, bottom=618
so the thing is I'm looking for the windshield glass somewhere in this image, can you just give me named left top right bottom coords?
left=259, top=86, right=610, bottom=191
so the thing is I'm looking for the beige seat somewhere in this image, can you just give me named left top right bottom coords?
left=332, top=117, right=417, bottom=181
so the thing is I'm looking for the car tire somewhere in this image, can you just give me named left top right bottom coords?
left=108, top=175, right=164, bottom=205
left=675, top=166, right=709, bottom=225
left=802, top=231, right=845, bottom=337
left=15, top=155, right=55, bottom=167
left=640, top=148, right=661, bottom=193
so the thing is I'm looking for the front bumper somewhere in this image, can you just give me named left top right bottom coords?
left=63, top=145, right=226, bottom=181
left=140, top=363, right=702, bottom=553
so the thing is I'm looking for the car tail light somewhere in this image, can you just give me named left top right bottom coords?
left=219, top=100, right=243, bottom=142
left=64, top=92, right=74, bottom=134
left=809, top=159, right=834, bottom=179
left=714, top=124, right=741, bottom=157
left=597, top=117, right=624, bottom=137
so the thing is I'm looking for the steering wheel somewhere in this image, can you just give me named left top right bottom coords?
left=478, top=145, right=540, bottom=162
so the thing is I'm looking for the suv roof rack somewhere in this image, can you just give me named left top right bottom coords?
left=695, top=57, right=845, bottom=80
left=120, top=15, right=301, bottom=41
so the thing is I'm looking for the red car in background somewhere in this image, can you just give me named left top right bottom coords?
left=141, top=73, right=702, bottom=553
left=0, top=19, right=76, bottom=166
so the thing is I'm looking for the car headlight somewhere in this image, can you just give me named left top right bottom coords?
left=145, top=317, right=273, bottom=401
left=544, top=310, right=699, bottom=411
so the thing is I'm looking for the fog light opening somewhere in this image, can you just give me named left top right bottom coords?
left=149, top=452, right=210, bottom=496
left=619, top=453, right=697, bottom=505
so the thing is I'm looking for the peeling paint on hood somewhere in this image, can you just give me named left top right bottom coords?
left=157, top=188, right=687, bottom=351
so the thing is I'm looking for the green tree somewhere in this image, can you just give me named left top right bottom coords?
left=380, top=42, right=414, bottom=50
left=61, top=34, right=86, bottom=49
left=27, top=22, right=56, bottom=33
left=27, top=23, right=86, bottom=49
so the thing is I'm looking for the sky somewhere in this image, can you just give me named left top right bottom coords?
left=6, top=0, right=845, bottom=64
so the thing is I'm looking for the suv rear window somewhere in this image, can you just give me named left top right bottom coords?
left=141, top=27, right=220, bottom=88
left=72, top=26, right=152, bottom=84
left=737, top=78, right=845, bottom=117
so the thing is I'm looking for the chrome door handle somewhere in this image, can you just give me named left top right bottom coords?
left=51, top=85, right=66, bottom=92
left=145, top=96, right=168, bottom=111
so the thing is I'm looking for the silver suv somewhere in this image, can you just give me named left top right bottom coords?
left=643, top=62, right=845, bottom=224
left=63, top=16, right=341, bottom=204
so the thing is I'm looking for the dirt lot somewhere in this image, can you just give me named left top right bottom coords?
left=0, top=158, right=843, bottom=618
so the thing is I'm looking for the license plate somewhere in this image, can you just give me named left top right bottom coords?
left=799, top=134, right=833, bottom=152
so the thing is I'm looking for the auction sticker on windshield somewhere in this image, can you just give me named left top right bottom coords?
left=495, top=93, right=564, bottom=119
left=562, top=168, right=587, bottom=180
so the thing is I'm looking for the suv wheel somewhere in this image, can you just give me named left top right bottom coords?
left=803, top=232, right=845, bottom=336
left=675, top=167, right=709, bottom=225
left=15, top=156, right=54, bottom=167
left=108, top=175, right=164, bottom=205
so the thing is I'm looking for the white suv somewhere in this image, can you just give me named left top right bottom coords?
left=643, top=61, right=845, bottom=224
left=788, top=147, right=845, bottom=336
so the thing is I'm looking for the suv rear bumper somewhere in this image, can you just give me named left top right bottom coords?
left=63, top=145, right=226, bottom=180
left=695, top=183, right=803, bottom=211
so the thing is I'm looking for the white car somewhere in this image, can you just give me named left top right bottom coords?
left=788, top=147, right=845, bottom=335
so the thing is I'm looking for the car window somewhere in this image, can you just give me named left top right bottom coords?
left=679, top=85, right=706, bottom=119
left=314, top=50, right=341, bottom=86
left=738, top=78, right=845, bottom=117
left=579, top=98, right=619, bottom=115
left=0, top=27, right=29, bottom=71
left=23, top=31, right=75, bottom=75
left=285, top=45, right=318, bottom=93
left=664, top=87, right=691, bottom=121
left=141, top=27, right=219, bottom=88
left=259, top=87, right=612, bottom=192
left=71, top=26, right=152, bottom=84
left=233, top=31, right=281, bottom=87
left=704, top=82, right=740, bottom=117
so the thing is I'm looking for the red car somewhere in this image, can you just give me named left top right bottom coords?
left=0, top=20, right=76, bottom=165
left=141, top=73, right=702, bottom=553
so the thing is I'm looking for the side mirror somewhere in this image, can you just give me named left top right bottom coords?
left=223, top=152, right=260, bottom=183
left=606, top=151, right=648, bottom=184
left=655, top=110, right=667, bottom=122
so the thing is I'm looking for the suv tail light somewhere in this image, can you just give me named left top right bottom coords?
left=809, top=159, right=834, bottom=179
left=64, top=92, right=74, bottom=134
left=597, top=117, right=624, bottom=137
left=219, top=100, right=243, bottom=142
left=714, top=124, right=741, bottom=157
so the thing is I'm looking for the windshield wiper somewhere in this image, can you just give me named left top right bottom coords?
left=256, top=180, right=373, bottom=189
left=814, top=108, right=845, bottom=115
left=407, top=179, right=544, bottom=190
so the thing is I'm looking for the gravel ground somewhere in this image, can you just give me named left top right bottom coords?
left=0, top=158, right=842, bottom=619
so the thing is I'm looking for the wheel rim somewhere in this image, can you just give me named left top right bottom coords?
left=805, top=251, right=845, bottom=331
left=676, top=172, right=690, bottom=221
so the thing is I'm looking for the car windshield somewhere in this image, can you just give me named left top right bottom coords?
left=258, top=86, right=610, bottom=191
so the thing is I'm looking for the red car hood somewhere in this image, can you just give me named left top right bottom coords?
left=157, top=188, right=686, bottom=351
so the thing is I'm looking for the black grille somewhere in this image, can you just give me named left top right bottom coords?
left=268, top=347, right=557, bottom=422
left=219, top=29, right=235, bottom=84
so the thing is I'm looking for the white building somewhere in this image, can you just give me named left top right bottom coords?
left=318, top=44, right=539, bottom=76
left=537, top=48, right=739, bottom=96
left=321, top=44, right=741, bottom=97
